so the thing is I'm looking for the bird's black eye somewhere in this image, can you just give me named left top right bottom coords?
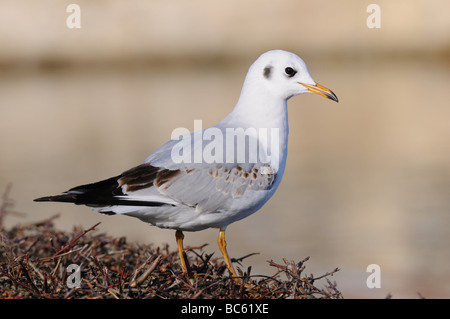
left=285, top=67, right=296, bottom=77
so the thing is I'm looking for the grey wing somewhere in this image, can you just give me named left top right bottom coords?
left=35, top=131, right=277, bottom=216
left=134, top=134, right=278, bottom=213
left=150, top=163, right=277, bottom=213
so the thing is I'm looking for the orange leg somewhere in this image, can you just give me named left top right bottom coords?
left=175, top=230, right=190, bottom=275
left=217, top=229, right=238, bottom=278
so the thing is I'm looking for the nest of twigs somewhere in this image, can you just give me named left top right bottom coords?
left=0, top=185, right=342, bottom=299
left=0, top=214, right=342, bottom=299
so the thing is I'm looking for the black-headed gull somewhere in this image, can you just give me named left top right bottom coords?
left=35, top=50, right=338, bottom=278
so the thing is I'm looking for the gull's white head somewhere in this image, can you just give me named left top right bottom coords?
left=245, top=50, right=338, bottom=102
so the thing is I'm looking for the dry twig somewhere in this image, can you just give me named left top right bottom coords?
left=1, top=214, right=343, bottom=299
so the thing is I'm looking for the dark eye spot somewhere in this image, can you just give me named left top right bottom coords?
left=285, top=67, right=297, bottom=77
left=263, top=66, right=272, bottom=79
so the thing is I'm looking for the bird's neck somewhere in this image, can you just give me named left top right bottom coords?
left=224, top=81, right=289, bottom=129
left=219, top=86, right=290, bottom=173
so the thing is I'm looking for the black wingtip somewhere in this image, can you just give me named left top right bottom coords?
left=34, top=192, right=169, bottom=208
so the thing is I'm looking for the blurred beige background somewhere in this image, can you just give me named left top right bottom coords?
left=1, top=0, right=450, bottom=298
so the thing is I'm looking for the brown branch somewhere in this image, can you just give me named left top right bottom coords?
left=0, top=183, right=13, bottom=228
left=130, top=254, right=162, bottom=287
left=50, top=222, right=101, bottom=259
left=18, top=261, right=40, bottom=296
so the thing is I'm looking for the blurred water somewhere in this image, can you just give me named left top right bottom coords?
left=1, top=56, right=450, bottom=298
